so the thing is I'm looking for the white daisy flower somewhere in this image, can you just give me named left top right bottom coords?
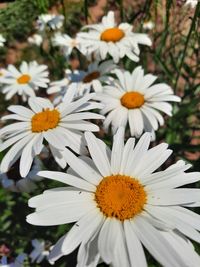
left=185, top=0, right=198, bottom=8
left=96, top=66, right=181, bottom=137
left=0, top=34, right=6, bottom=47
left=0, top=95, right=104, bottom=177
left=28, top=34, right=43, bottom=46
left=30, top=239, right=53, bottom=264
left=37, top=14, right=64, bottom=31
left=0, top=253, right=26, bottom=267
left=48, top=60, right=115, bottom=103
left=77, top=11, right=152, bottom=63
left=53, top=33, right=86, bottom=58
left=27, top=128, right=200, bottom=266
left=63, top=60, right=116, bottom=100
left=0, top=158, right=42, bottom=193
left=0, top=61, right=49, bottom=101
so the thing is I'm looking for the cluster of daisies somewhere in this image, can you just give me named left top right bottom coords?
left=0, top=10, right=200, bottom=267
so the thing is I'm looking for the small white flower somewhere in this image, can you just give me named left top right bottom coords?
left=0, top=253, right=26, bottom=267
left=143, top=21, right=155, bottom=30
left=68, top=60, right=116, bottom=95
left=0, top=95, right=104, bottom=177
left=0, top=34, right=6, bottom=47
left=53, top=33, right=86, bottom=57
left=30, top=239, right=53, bottom=264
left=28, top=34, right=43, bottom=46
left=77, top=11, right=152, bottom=63
left=0, top=61, right=49, bottom=101
left=96, top=66, right=181, bottom=137
left=0, top=158, right=42, bottom=193
left=48, top=60, right=116, bottom=103
left=185, top=0, right=198, bottom=8
left=37, top=14, right=64, bottom=31
left=27, top=128, right=200, bottom=266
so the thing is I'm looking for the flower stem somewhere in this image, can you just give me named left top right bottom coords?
left=174, top=3, right=200, bottom=90
left=84, top=0, right=88, bottom=24
left=119, top=0, right=124, bottom=21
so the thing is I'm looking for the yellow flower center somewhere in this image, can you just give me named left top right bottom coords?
left=17, top=74, right=31, bottom=84
left=83, top=71, right=100, bottom=83
left=100, top=28, right=125, bottom=43
left=0, top=72, right=3, bottom=77
left=95, top=174, right=147, bottom=221
left=31, top=108, right=60, bottom=133
left=121, top=91, right=145, bottom=109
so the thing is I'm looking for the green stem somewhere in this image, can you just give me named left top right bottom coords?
left=119, top=0, right=124, bottom=21
left=174, top=3, right=200, bottom=90
left=61, top=0, right=67, bottom=30
left=84, top=0, right=88, bottom=24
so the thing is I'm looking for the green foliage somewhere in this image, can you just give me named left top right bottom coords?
left=0, top=0, right=51, bottom=42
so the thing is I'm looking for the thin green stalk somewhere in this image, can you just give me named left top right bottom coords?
left=174, top=3, right=200, bottom=90
left=119, top=0, right=124, bottom=21
left=84, top=0, right=88, bottom=24
left=61, top=0, right=67, bottom=30
left=157, top=0, right=172, bottom=55
left=153, top=53, right=173, bottom=80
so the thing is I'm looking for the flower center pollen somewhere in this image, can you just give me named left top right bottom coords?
left=95, top=175, right=147, bottom=221
left=31, top=108, right=60, bottom=133
left=83, top=71, right=100, bottom=83
left=100, top=28, right=125, bottom=42
left=121, top=91, right=145, bottom=109
left=17, top=74, right=31, bottom=84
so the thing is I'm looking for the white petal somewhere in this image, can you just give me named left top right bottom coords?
left=38, top=171, right=96, bottom=192
left=128, top=109, right=144, bottom=137
left=48, top=208, right=104, bottom=262
left=98, top=218, right=120, bottom=264
left=20, top=134, right=40, bottom=177
left=28, top=97, right=53, bottom=113
left=43, top=129, right=66, bottom=149
left=8, top=105, right=34, bottom=117
left=29, top=190, right=93, bottom=209
left=61, top=112, right=104, bottom=121
left=0, top=122, right=30, bottom=137
left=0, top=134, right=34, bottom=173
left=148, top=189, right=200, bottom=205
left=161, top=231, right=200, bottom=267
left=111, top=127, right=124, bottom=174
left=124, top=220, right=147, bottom=267
left=132, top=144, right=172, bottom=178
left=146, top=205, right=200, bottom=243
left=62, top=148, right=102, bottom=185
left=27, top=200, right=94, bottom=226
left=61, top=93, right=95, bottom=117
left=49, top=145, right=67, bottom=169
left=124, top=132, right=151, bottom=175
left=77, top=233, right=100, bottom=267
left=120, top=137, right=135, bottom=174
left=85, top=132, right=111, bottom=177
left=132, top=216, right=186, bottom=267
left=60, top=121, right=99, bottom=132
left=0, top=131, right=30, bottom=151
